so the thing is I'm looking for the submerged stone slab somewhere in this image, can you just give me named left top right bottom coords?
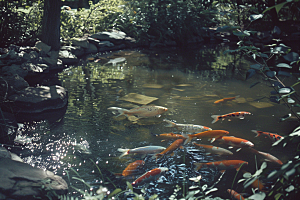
left=119, top=93, right=158, bottom=105
left=4, top=85, right=68, bottom=113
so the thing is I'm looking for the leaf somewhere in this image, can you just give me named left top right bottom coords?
left=274, top=193, right=283, bottom=200
left=278, top=87, right=292, bottom=94
left=270, top=96, right=280, bottom=104
left=266, top=71, right=276, bottom=78
left=250, top=81, right=261, bottom=88
left=276, top=63, right=292, bottom=69
left=278, top=71, right=291, bottom=77
left=262, top=2, right=289, bottom=14
left=249, top=14, right=263, bottom=22
left=243, top=172, right=252, bottom=178
left=246, top=69, right=256, bottom=80
left=126, top=181, right=133, bottom=191
left=283, top=52, right=300, bottom=62
left=205, top=188, right=218, bottom=195
left=248, top=192, right=266, bottom=200
left=216, top=26, right=240, bottom=32
left=108, top=188, right=122, bottom=199
left=250, top=64, right=263, bottom=70
left=233, top=30, right=251, bottom=37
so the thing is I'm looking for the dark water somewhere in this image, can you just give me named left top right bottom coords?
left=13, top=45, right=299, bottom=199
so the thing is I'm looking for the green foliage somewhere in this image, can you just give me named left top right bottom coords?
left=114, top=0, right=218, bottom=46
left=0, top=0, right=43, bottom=47
left=60, top=0, right=125, bottom=41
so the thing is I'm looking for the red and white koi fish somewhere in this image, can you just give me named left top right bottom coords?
left=118, top=146, right=166, bottom=158
left=108, top=105, right=168, bottom=118
left=194, top=160, right=248, bottom=171
left=211, top=111, right=251, bottom=124
left=193, top=142, right=233, bottom=156
left=122, top=160, right=145, bottom=177
left=131, top=167, right=168, bottom=186
left=163, top=119, right=212, bottom=132
left=251, top=130, right=284, bottom=143
left=153, top=139, right=185, bottom=159
left=214, top=95, right=240, bottom=104
left=157, top=132, right=187, bottom=140
left=184, top=130, right=229, bottom=144
left=216, top=136, right=254, bottom=149
left=227, top=189, right=245, bottom=200
left=250, top=148, right=283, bottom=165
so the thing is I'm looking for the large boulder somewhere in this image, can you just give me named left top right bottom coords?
left=90, top=30, right=127, bottom=45
left=3, top=85, right=68, bottom=114
left=0, top=157, right=68, bottom=199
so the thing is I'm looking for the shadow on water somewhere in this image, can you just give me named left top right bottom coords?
left=11, top=44, right=300, bottom=199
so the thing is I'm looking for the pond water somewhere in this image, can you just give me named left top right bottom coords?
left=14, top=44, right=299, bottom=199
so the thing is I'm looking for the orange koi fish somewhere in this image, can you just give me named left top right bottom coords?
left=214, top=95, right=240, bottom=104
left=194, top=160, right=248, bottom=171
left=211, top=111, right=251, bottom=124
left=163, top=119, right=212, bottom=132
left=193, top=142, right=233, bottom=156
left=251, top=130, right=284, bottom=143
left=227, top=189, right=245, bottom=200
left=184, top=130, right=229, bottom=144
left=250, top=148, right=283, bottom=165
left=108, top=105, right=168, bottom=118
left=216, top=136, right=254, bottom=149
left=118, top=146, right=166, bottom=158
left=122, top=160, right=145, bottom=177
left=132, top=167, right=168, bottom=186
left=157, top=132, right=187, bottom=140
left=153, top=139, right=185, bottom=159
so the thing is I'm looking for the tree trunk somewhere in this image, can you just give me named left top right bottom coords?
left=41, top=0, right=61, bottom=51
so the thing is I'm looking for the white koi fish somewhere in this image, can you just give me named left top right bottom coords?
left=211, top=111, right=251, bottom=124
left=163, top=119, right=212, bottom=132
left=108, top=105, right=168, bottom=118
left=118, top=146, right=166, bottom=158
left=250, top=148, right=283, bottom=165
left=193, top=142, right=233, bottom=156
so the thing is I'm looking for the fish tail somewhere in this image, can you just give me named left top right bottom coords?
left=107, top=107, right=129, bottom=117
left=193, top=163, right=204, bottom=171
left=163, top=119, right=176, bottom=127
left=152, top=153, right=162, bottom=160
left=251, top=130, right=261, bottom=137
left=211, top=115, right=220, bottom=124
left=118, top=148, right=130, bottom=158
left=183, top=134, right=193, bottom=145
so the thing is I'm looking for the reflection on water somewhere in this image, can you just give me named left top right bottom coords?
left=13, top=45, right=299, bottom=199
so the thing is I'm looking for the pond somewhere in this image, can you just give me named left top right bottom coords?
left=14, top=44, right=299, bottom=199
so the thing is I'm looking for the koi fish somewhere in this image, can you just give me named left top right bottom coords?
left=211, top=111, right=251, bottom=124
left=194, top=160, right=248, bottom=171
left=163, top=119, right=212, bottom=132
left=122, top=160, right=145, bottom=177
left=118, top=146, right=166, bottom=158
left=184, top=130, right=229, bottom=144
left=193, top=142, right=233, bottom=156
left=216, top=136, right=254, bottom=149
left=108, top=105, right=168, bottom=118
left=132, top=167, right=168, bottom=186
left=227, top=189, right=245, bottom=200
left=251, top=130, right=284, bottom=143
left=214, top=95, right=240, bottom=104
left=153, top=139, right=185, bottom=159
left=156, top=132, right=187, bottom=140
left=250, top=148, right=283, bottom=165
left=242, top=170, right=266, bottom=192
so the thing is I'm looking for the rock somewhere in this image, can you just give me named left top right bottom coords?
left=59, top=50, right=79, bottom=65
left=71, top=37, right=89, bottom=48
left=98, top=41, right=114, bottom=48
left=0, top=50, right=18, bottom=60
left=0, top=147, right=22, bottom=162
left=2, top=64, right=28, bottom=78
left=2, top=74, right=29, bottom=96
left=0, top=158, right=68, bottom=199
left=4, top=85, right=68, bottom=114
left=0, top=112, right=18, bottom=143
left=90, top=30, right=126, bottom=44
left=35, top=41, right=51, bottom=54
left=84, top=43, right=98, bottom=54
left=42, top=57, right=58, bottom=66
left=60, top=45, right=85, bottom=57
left=18, top=51, right=31, bottom=61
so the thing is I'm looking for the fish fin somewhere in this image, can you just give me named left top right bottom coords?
left=193, top=163, right=204, bottom=171
left=220, top=170, right=226, bottom=173
left=108, top=107, right=129, bottom=117
left=170, top=152, right=175, bottom=156
left=181, top=133, right=189, bottom=139
left=183, top=135, right=193, bottom=145
left=209, top=138, right=216, bottom=143
left=114, top=173, right=123, bottom=178
left=163, top=119, right=176, bottom=127
left=161, top=140, right=166, bottom=142
left=211, top=115, right=220, bottom=124
left=236, top=148, right=242, bottom=152
left=179, top=146, right=184, bottom=149
left=118, top=148, right=130, bottom=158
left=251, top=130, right=260, bottom=137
